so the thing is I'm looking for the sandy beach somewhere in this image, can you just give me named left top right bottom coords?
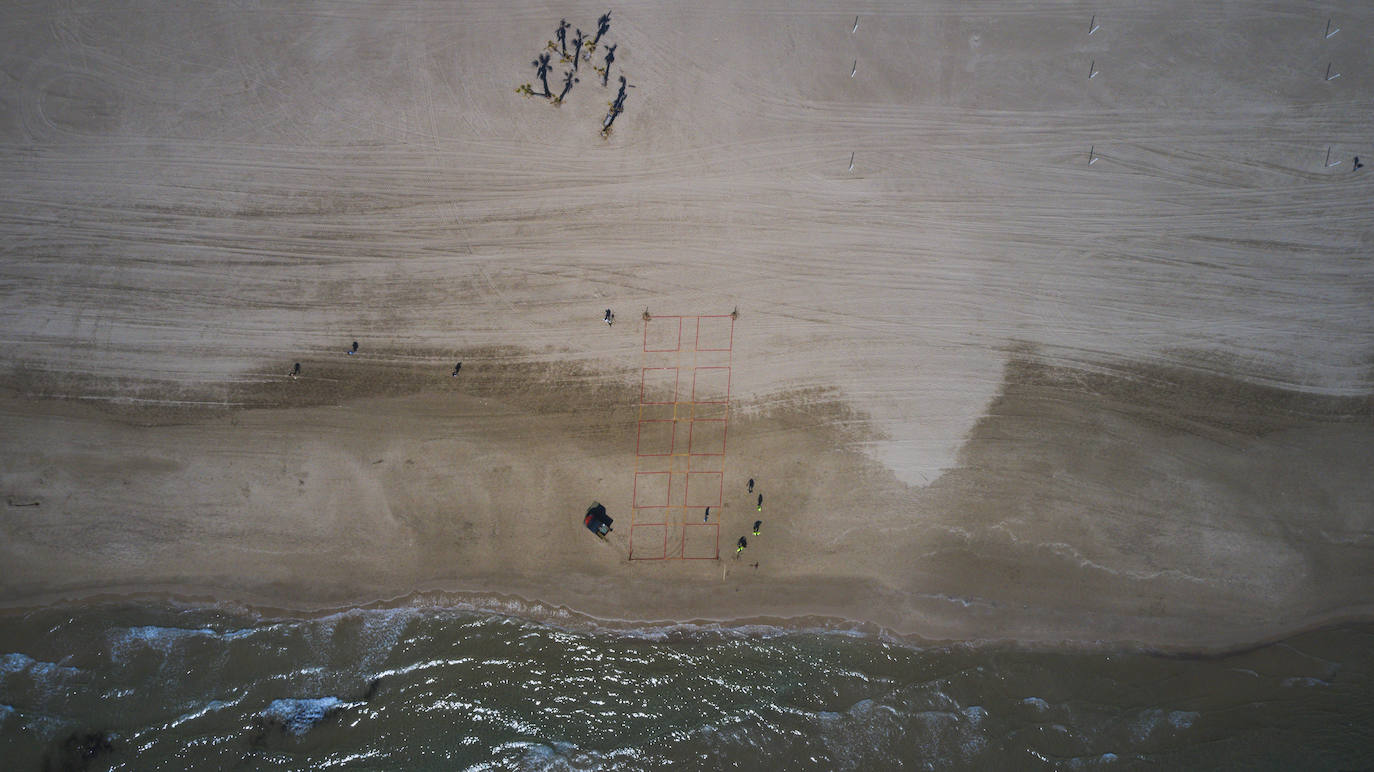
left=2, top=0, right=1372, bottom=652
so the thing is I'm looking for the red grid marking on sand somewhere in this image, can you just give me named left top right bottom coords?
left=640, top=368, right=679, bottom=404
left=687, top=419, right=727, bottom=456
left=681, top=523, right=719, bottom=560
left=633, top=471, right=671, bottom=509
left=694, top=315, right=735, bottom=352
left=635, top=420, right=677, bottom=457
left=644, top=316, right=683, bottom=352
left=630, top=524, right=667, bottom=560
left=631, top=314, right=733, bottom=560
left=690, top=367, right=731, bottom=404
left=684, top=471, right=724, bottom=507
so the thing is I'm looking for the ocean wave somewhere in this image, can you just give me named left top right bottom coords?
left=165, top=696, right=244, bottom=731
left=1062, top=751, right=1122, bottom=768
left=0, top=653, right=82, bottom=705
left=26, top=596, right=934, bottom=656
left=1, top=604, right=1371, bottom=769
left=108, top=625, right=219, bottom=663
left=259, top=696, right=358, bottom=735
left=0, top=653, right=80, bottom=680
left=1281, top=676, right=1331, bottom=688
left=319, top=748, right=390, bottom=767
left=203, top=594, right=900, bottom=649
left=1129, top=708, right=1199, bottom=742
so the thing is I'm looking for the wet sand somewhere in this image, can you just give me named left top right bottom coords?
left=2, top=0, right=1372, bottom=651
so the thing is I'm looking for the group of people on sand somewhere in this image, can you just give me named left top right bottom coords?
left=735, top=478, right=764, bottom=557
left=286, top=341, right=460, bottom=380
left=703, top=479, right=764, bottom=558
left=289, top=304, right=625, bottom=380
left=520, top=12, right=628, bottom=136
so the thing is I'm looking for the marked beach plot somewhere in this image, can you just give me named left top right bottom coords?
left=630, top=315, right=735, bottom=560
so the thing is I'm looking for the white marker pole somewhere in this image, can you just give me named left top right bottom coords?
left=1089, top=60, right=1098, bottom=79
left=849, top=152, right=855, bottom=171
left=1325, top=63, right=1340, bottom=81
left=1326, top=146, right=1341, bottom=168
left=851, top=60, right=858, bottom=78
left=853, top=15, right=860, bottom=33
left=1089, top=15, right=1100, bottom=35
left=1325, top=18, right=1339, bottom=39
left=1089, top=145, right=1097, bottom=165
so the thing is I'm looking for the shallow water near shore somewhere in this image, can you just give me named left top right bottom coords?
left=1, top=604, right=1371, bottom=770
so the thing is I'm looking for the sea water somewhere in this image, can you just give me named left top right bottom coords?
left=1, top=603, right=1370, bottom=770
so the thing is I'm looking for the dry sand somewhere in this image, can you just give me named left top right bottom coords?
left=1, top=0, right=1371, bottom=651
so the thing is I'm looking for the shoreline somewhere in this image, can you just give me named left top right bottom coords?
left=5, top=583, right=1374, bottom=659
left=3, top=0, right=1372, bottom=672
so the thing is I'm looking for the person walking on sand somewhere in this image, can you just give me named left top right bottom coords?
left=1355, top=156, right=1364, bottom=172
left=348, top=341, right=358, bottom=355
left=704, top=507, right=710, bottom=522
left=291, top=362, right=300, bottom=377
left=737, top=536, right=747, bottom=554
left=452, top=362, right=462, bottom=377
left=604, top=308, right=614, bottom=326
left=757, top=493, right=763, bottom=512
left=747, top=478, right=754, bottom=493
left=753, top=520, right=761, bottom=536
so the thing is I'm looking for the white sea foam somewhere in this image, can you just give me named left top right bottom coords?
left=320, top=749, right=390, bottom=767
left=166, top=696, right=243, bottom=731
left=1130, top=710, right=1162, bottom=742
left=109, top=625, right=219, bottom=663
left=260, top=696, right=354, bottom=735
left=1, top=652, right=78, bottom=678
left=0, top=652, right=80, bottom=697
left=1281, top=676, right=1330, bottom=688
left=1168, top=710, right=1199, bottom=729
left=369, top=657, right=474, bottom=682
left=1130, top=708, right=1199, bottom=741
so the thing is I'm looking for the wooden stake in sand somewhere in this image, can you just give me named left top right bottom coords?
left=853, top=15, right=859, bottom=33
left=1089, top=15, right=1100, bottom=35
left=851, top=59, right=858, bottom=78
left=1325, top=18, right=1339, bottom=39
left=849, top=152, right=855, bottom=171
left=1089, top=60, right=1098, bottom=79
left=1325, top=62, right=1340, bottom=81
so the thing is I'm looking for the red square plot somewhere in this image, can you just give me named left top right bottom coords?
left=691, top=367, right=731, bottom=403
left=685, top=471, right=723, bottom=507
left=694, top=316, right=734, bottom=352
left=644, top=317, right=683, bottom=352
left=687, top=420, right=727, bottom=455
left=640, top=368, right=679, bottom=404
left=630, top=524, right=667, bottom=559
left=633, top=471, right=671, bottom=508
left=636, top=420, right=678, bottom=456
left=682, top=523, right=719, bottom=559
